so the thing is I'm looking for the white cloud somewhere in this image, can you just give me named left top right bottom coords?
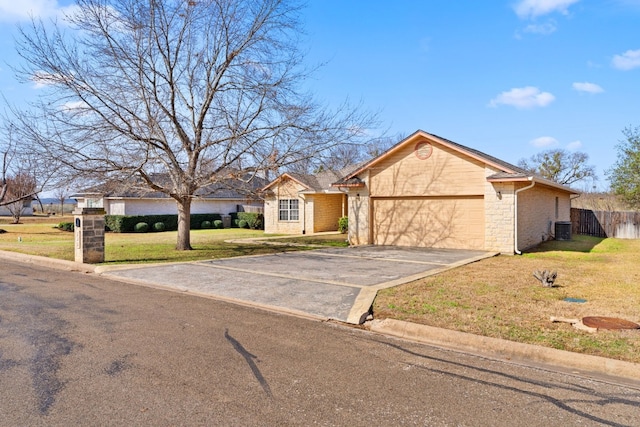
left=572, top=82, right=604, bottom=94
left=489, top=86, right=555, bottom=109
left=612, top=49, right=640, bottom=70
left=0, top=0, right=77, bottom=22
left=513, top=0, right=580, bottom=19
left=530, top=136, right=559, bottom=147
left=566, top=140, right=582, bottom=150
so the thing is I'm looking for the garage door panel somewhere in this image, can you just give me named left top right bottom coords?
left=373, top=197, right=484, bottom=249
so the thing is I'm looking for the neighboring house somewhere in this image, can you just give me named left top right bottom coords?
left=72, top=174, right=265, bottom=216
left=0, top=199, right=33, bottom=217
left=331, top=130, right=579, bottom=254
left=262, top=165, right=359, bottom=234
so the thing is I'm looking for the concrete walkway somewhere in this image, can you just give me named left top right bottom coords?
left=96, top=246, right=496, bottom=324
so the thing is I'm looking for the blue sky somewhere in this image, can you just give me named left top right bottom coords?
left=1, top=0, right=639, bottom=190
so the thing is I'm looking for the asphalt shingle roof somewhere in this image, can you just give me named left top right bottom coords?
left=75, top=172, right=267, bottom=199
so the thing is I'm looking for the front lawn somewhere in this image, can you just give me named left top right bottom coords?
left=0, top=216, right=318, bottom=263
left=373, top=235, right=640, bottom=363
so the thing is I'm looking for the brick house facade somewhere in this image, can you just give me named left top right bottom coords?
left=333, top=130, right=577, bottom=254
left=262, top=167, right=355, bottom=235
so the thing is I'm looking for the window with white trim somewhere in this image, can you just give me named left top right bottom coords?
left=279, top=199, right=299, bottom=221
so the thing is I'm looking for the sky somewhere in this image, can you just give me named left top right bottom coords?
left=1, top=0, right=639, bottom=191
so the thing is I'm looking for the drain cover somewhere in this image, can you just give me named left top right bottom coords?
left=582, top=316, right=640, bottom=330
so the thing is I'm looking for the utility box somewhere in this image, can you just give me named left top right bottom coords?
left=555, top=221, right=572, bottom=241
left=73, top=207, right=106, bottom=263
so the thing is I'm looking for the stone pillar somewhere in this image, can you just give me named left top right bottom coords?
left=73, top=207, right=106, bottom=264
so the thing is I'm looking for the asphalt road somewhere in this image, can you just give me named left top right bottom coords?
left=1, top=259, right=639, bottom=426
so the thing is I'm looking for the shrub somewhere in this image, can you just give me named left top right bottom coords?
left=201, top=220, right=212, bottom=229
left=229, top=212, right=239, bottom=227
left=134, top=222, right=149, bottom=233
left=105, top=214, right=221, bottom=232
left=338, top=216, right=348, bottom=234
left=153, top=222, right=166, bottom=232
left=57, top=222, right=74, bottom=232
left=213, top=219, right=223, bottom=229
left=238, top=219, right=248, bottom=229
left=237, top=212, right=264, bottom=230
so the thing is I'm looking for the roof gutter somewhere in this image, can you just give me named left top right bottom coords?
left=514, top=177, right=535, bottom=255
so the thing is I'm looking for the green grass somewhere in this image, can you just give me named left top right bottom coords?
left=0, top=217, right=330, bottom=263
left=267, top=234, right=349, bottom=247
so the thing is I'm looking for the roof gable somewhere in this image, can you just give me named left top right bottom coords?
left=263, top=163, right=364, bottom=193
left=343, top=130, right=528, bottom=179
left=333, top=130, right=578, bottom=194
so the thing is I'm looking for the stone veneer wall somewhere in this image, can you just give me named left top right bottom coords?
left=484, top=174, right=516, bottom=254
left=347, top=171, right=371, bottom=245
left=74, top=208, right=105, bottom=264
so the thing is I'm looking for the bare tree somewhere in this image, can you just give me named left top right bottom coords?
left=307, top=134, right=399, bottom=173
left=53, top=186, right=70, bottom=216
left=0, top=150, right=9, bottom=204
left=518, top=149, right=596, bottom=186
left=1, top=124, right=57, bottom=210
left=3, top=171, right=37, bottom=223
left=10, top=0, right=375, bottom=250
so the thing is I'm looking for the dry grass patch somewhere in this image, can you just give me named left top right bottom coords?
left=373, top=236, right=640, bottom=363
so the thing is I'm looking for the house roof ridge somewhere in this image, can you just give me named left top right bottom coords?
left=333, top=129, right=574, bottom=193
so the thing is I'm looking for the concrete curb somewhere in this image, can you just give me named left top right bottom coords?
left=368, top=318, right=640, bottom=383
left=0, top=250, right=96, bottom=274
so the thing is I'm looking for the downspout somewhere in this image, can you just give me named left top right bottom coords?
left=514, top=178, right=535, bottom=255
left=301, top=194, right=306, bottom=234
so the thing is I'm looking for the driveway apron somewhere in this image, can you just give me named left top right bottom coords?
left=99, top=246, right=496, bottom=324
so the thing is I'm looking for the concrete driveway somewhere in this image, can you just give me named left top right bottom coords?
left=98, top=246, right=496, bottom=324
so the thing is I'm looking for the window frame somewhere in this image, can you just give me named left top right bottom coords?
left=278, top=198, right=299, bottom=222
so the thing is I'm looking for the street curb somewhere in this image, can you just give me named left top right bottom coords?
left=368, top=318, right=640, bottom=383
left=0, top=250, right=96, bottom=273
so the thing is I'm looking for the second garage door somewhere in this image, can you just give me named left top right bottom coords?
left=372, top=196, right=485, bottom=249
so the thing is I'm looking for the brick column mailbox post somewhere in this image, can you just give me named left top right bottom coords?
left=73, top=207, right=106, bottom=264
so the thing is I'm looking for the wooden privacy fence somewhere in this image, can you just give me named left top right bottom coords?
left=571, top=208, right=640, bottom=238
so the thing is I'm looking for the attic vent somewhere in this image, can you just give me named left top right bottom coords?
left=414, top=142, right=433, bottom=160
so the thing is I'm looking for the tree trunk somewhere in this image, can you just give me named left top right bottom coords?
left=176, top=197, right=192, bottom=250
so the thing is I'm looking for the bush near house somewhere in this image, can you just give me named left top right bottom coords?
left=105, top=213, right=223, bottom=232
left=231, top=212, right=263, bottom=230
left=134, top=222, right=149, bottom=233
left=338, top=216, right=348, bottom=234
